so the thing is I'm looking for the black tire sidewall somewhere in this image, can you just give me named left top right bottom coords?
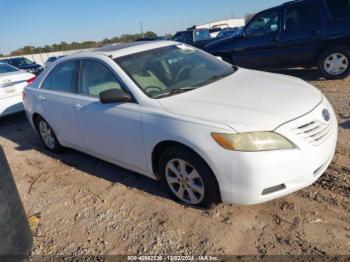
left=158, top=146, right=220, bottom=208
left=318, top=47, right=350, bottom=80
left=35, top=116, right=62, bottom=153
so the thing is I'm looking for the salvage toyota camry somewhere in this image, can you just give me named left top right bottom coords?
left=23, top=41, right=337, bottom=208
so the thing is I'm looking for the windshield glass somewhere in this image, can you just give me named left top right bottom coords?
left=0, top=63, right=19, bottom=74
left=9, top=58, right=33, bottom=67
left=115, top=44, right=235, bottom=98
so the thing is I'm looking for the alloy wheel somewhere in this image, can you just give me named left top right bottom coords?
left=39, top=121, right=56, bottom=149
left=165, top=159, right=205, bottom=205
left=324, top=53, right=349, bottom=76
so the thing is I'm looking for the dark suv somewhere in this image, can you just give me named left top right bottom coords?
left=204, top=0, right=350, bottom=79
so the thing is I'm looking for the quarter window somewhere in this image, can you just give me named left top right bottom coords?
left=80, top=60, right=122, bottom=97
left=41, top=60, right=79, bottom=93
left=246, top=10, right=279, bottom=36
left=325, top=0, right=350, bottom=19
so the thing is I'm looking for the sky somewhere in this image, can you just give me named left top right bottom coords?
left=0, top=0, right=286, bottom=55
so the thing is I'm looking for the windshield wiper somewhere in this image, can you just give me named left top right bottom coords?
left=153, top=87, right=197, bottom=99
left=192, top=71, right=234, bottom=88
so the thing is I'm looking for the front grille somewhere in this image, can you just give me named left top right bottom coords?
left=293, top=119, right=334, bottom=146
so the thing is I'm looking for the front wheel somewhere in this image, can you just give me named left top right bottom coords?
left=318, top=47, right=350, bottom=80
left=159, top=146, right=220, bottom=208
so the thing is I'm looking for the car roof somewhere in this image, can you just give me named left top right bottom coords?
left=74, top=40, right=176, bottom=59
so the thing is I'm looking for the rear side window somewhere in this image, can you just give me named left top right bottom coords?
left=80, top=60, right=122, bottom=97
left=325, top=0, right=350, bottom=19
left=41, top=60, right=79, bottom=93
left=285, top=3, right=321, bottom=31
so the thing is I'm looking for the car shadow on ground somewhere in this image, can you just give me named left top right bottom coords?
left=266, top=68, right=325, bottom=81
left=0, top=113, right=170, bottom=201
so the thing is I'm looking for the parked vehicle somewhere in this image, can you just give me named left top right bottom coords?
left=44, top=56, right=65, bottom=68
left=23, top=41, right=337, bottom=208
left=217, top=27, right=243, bottom=38
left=208, top=27, right=223, bottom=38
left=204, top=0, right=350, bottom=79
left=173, top=29, right=214, bottom=49
left=1, top=57, right=43, bottom=76
left=0, top=63, right=35, bottom=117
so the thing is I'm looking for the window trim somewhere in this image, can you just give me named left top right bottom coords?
left=39, top=58, right=80, bottom=95
left=78, top=58, right=137, bottom=103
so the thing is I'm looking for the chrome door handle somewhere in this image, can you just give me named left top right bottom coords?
left=75, top=103, right=83, bottom=110
left=38, top=94, right=45, bottom=101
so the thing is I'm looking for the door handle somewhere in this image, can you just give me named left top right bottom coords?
left=75, top=103, right=83, bottom=111
left=38, top=94, right=45, bottom=101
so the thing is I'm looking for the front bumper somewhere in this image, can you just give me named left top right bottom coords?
left=209, top=99, right=338, bottom=205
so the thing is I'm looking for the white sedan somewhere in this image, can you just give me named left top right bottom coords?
left=0, top=63, right=36, bottom=117
left=23, top=41, right=337, bottom=208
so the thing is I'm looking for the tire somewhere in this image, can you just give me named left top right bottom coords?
left=318, top=46, right=350, bottom=80
left=158, top=146, right=220, bottom=209
left=35, top=116, right=62, bottom=153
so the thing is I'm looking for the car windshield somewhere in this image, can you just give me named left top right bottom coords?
left=9, top=58, right=33, bottom=67
left=115, top=44, right=235, bottom=98
left=0, top=63, right=19, bottom=74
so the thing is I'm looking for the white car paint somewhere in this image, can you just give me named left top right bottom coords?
left=23, top=41, right=338, bottom=205
left=0, top=63, right=35, bottom=117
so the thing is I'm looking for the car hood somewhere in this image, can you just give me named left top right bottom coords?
left=158, top=68, right=322, bottom=132
left=204, top=34, right=242, bottom=51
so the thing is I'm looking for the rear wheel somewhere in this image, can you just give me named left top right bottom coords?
left=318, top=47, right=350, bottom=80
left=159, top=146, right=220, bottom=208
left=35, top=116, right=62, bottom=153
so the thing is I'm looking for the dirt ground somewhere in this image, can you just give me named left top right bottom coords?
left=0, top=69, right=349, bottom=256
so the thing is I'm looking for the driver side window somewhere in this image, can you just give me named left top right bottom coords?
left=246, top=10, right=279, bottom=36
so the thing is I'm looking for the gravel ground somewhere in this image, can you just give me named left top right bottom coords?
left=0, top=69, right=349, bottom=256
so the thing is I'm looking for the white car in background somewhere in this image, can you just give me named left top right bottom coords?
left=0, top=63, right=36, bottom=117
left=23, top=41, right=337, bottom=208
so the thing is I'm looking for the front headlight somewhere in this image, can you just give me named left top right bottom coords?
left=211, top=132, right=296, bottom=152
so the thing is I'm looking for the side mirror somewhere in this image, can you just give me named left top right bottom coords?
left=99, top=88, right=132, bottom=104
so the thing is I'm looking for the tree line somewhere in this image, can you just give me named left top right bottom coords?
left=1, top=31, right=158, bottom=57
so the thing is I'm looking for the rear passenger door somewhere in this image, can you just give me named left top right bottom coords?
left=278, top=2, right=323, bottom=67
left=38, top=60, right=84, bottom=149
left=74, top=59, right=147, bottom=170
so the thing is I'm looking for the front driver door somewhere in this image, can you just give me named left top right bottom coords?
left=233, top=8, right=282, bottom=68
left=74, top=59, right=147, bottom=170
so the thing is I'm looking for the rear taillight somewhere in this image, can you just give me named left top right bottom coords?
left=26, top=76, right=36, bottom=85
